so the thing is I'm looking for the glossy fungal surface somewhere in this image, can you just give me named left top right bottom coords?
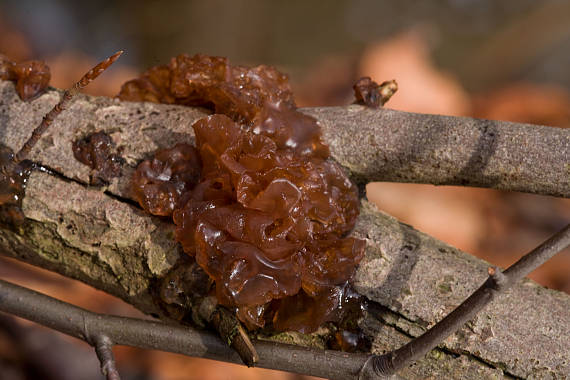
left=124, top=54, right=365, bottom=332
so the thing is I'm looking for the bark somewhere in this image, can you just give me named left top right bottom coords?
left=0, top=81, right=568, bottom=379
left=304, top=106, right=569, bottom=198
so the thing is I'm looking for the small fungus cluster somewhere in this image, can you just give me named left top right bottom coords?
left=353, top=77, right=398, bottom=108
left=0, top=56, right=50, bottom=101
left=0, top=56, right=49, bottom=226
left=0, top=145, right=32, bottom=227
left=72, top=131, right=124, bottom=185
left=121, top=54, right=365, bottom=332
left=0, top=52, right=122, bottom=228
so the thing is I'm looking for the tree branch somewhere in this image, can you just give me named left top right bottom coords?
left=0, top=81, right=567, bottom=199
left=351, top=202, right=569, bottom=378
left=304, top=106, right=569, bottom=198
left=0, top=279, right=370, bottom=380
left=93, top=335, right=121, bottom=380
left=1, top=222, right=568, bottom=379
left=362, top=223, right=570, bottom=377
left=0, top=81, right=569, bottom=378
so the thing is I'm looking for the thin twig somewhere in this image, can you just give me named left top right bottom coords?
left=14, top=51, right=123, bottom=162
left=0, top=279, right=368, bottom=380
left=93, top=335, right=121, bottom=380
left=196, top=294, right=259, bottom=366
left=208, top=303, right=260, bottom=367
left=360, top=223, right=570, bottom=377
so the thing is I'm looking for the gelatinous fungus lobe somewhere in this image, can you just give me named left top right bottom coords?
left=127, top=54, right=366, bottom=333
left=119, top=54, right=293, bottom=120
left=353, top=77, right=398, bottom=108
left=72, top=131, right=124, bottom=185
left=0, top=57, right=49, bottom=226
left=0, top=56, right=50, bottom=101
left=132, top=143, right=201, bottom=216
left=0, top=145, right=33, bottom=227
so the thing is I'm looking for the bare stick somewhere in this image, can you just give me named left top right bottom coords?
left=14, top=51, right=123, bottom=162
left=197, top=294, right=259, bottom=366
left=0, top=279, right=368, bottom=380
left=0, top=84, right=567, bottom=197
left=93, top=335, right=121, bottom=380
left=361, top=223, right=570, bottom=377
left=208, top=303, right=260, bottom=367
left=303, top=105, right=570, bottom=198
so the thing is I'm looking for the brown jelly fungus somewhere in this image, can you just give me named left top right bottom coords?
left=132, top=144, right=201, bottom=216
left=353, top=77, right=397, bottom=108
left=125, top=54, right=366, bottom=333
left=0, top=145, right=33, bottom=227
left=118, top=54, right=328, bottom=157
left=1, top=53, right=121, bottom=227
left=72, top=131, right=123, bottom=185
left=0, top=56, right=50, bottom=101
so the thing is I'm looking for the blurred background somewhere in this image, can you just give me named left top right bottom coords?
left=1, top=1, right=569, bottom=379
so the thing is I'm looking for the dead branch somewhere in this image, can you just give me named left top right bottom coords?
left=0, top=81, right=569, bottom=378
left=304, top=106, right=569, bottom=198
left=365, top=223, right=570, bottom=377
left=93, top=335, right=121, bottom=380
left=0, top=279, right=371, bottom=380
left=2, top=222, right=568, bottom=379
left=0, top=82, right=567, bottom=199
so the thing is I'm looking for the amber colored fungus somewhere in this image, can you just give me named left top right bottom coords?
left=0, top=145, right=33, bottom=227
left=72, top=131, right=124, bottom=185
left=132, top=143, right=201, bottom=216
left=1, top=53, right=121, bottom=228
left=353, top=77, right=397, bottom=108
left=124, top=54, right=366, bottom=333
left=0, top=56, right=50, bottom=101
left=119, top=54, right=328, bottom=158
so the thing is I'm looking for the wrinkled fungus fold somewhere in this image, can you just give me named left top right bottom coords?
left=123, top=54, right=365, bottom=332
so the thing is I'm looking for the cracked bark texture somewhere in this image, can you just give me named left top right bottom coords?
left=0, top=81, right=568, bottom=379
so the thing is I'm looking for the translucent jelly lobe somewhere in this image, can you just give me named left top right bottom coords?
left=72, top=131, right=123, bottom=186
left=0, top=144, right=33, bottom=226
left=1, top=56, right=50, bottom=100
left=172, top=115, right=363, bottom=330
left=119, top=54, right=294, bottom=122
left=132, top=143, right=201, bottom=216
